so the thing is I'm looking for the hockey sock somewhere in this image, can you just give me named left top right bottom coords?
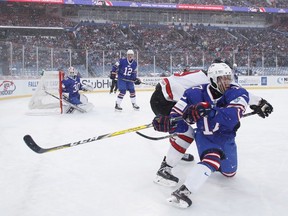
left=184, top=163, right=212, bottom=194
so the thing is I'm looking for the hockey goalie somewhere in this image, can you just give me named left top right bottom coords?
left=61, top=66, right=94, bottom=114
left=28, top=67, right=94, bottom=114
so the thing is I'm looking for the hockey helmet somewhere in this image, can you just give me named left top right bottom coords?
left=68, top=66, right=77, bottom=78
left=207, top=63, right=232, bottom=94
left=127, top=49, right=134, bottom=55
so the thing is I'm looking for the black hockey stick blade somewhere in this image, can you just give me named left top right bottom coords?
left=24, top=135, right=71, bottom=153
left=24, top=135, right=40, bottom=152
left=135, top=131, right=174, bottom=140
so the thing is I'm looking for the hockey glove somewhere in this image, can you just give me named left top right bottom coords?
left=134, top=78, right=141, bottom=85
left=152, top=115, right=177, bottom=133
left=110, top=72, right=116, bottom=80
left=183, top=102, right=212, bottom=124
left=250, top=98, right=273, bottom=118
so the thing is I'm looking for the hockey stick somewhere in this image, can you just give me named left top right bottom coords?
left=23, top=123, right=153, bottom=154
left=121, top=78, right=156, bottom=86
left=45, top=91, right=86, bottom=113
left=242, top=111, right=257, bottom=117
left=135, top=111, right=258, bottom=141
left=135, top=131, right=174, bottom=140
left=23, top=116, right=182, bottom=154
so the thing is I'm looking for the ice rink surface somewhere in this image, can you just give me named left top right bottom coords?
left=0, top=88, right=287, bottom=216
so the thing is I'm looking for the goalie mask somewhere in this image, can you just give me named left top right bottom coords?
left=68, top=66, right=77, bottom=79
left=207, top=63, right=232, bottom=94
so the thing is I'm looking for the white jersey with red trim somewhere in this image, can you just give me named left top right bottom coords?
left=160, top=70, right=209, bottom=102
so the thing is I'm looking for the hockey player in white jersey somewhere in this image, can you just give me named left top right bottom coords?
left=150, top=68, right=209, bottom=115
left=150, top=67, right=209, bottom=162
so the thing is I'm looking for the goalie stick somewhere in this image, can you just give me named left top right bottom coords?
left=135, top=111, right=257, bottom=141
left=45, top=91, right=86, bottom=113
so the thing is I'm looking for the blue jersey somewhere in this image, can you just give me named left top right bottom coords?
left=171, top=84, right=249, bottom=173
left=112, top=58, right=137, bottom=81
left=172, top=84, right=249, bottom=142
left=62, top=75, right=84, bottom=105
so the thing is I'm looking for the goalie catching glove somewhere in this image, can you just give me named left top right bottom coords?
left=183, top=102, right=213, bottom=124
left=250, top=98, right=273, bottom=118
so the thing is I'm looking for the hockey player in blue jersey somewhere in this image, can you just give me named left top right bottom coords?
left=152, top=62, right=262, bottom=208
left=111, top=49, right=141, bottom=111
left=62, top=66, right=94, bottom=113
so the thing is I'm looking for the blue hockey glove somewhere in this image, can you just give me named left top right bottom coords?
left=134, top=78, right=141, bottom=85
left=152, top=115, right=177, bottom=133
left=183, top=102, right=212, bottom=124
left=250, top=99, right=273, bottom=118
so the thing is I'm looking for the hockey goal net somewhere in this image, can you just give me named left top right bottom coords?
left=28, top=70, right=64, bottom=114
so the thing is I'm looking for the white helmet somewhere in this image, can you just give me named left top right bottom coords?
left=207, top=63, right=232, bottom=94
left=127, top=49, right=134, bottom=55
left=68, top=66, right=77, bottom=78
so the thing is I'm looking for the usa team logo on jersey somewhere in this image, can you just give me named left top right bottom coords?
left=0, top=80, right=16, bottom=96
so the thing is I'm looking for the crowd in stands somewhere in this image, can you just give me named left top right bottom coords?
left=1, top=2, right=288, bottom=77
left=120, top=0, right=288, bottom=8
left=0, top=4, right=75, bottom=27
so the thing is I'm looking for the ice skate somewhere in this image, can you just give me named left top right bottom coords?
left=154, top=157, right=179, bottom=187
left=167, top=185, right=192, bottom=208
left=115, top=103, right=123, bottom=111
left=132, top=103, right=140, bottom=110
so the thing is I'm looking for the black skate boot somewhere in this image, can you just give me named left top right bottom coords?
left=132, top=103, right=140, bottom=110
left=115, top=103, right=122, bottom=111
left=154, top=156, right=179, bottom=187
left=167, top=185, right=192, bottom=208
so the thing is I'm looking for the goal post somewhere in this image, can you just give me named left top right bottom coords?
left=28, top=70, right=64, bottom=114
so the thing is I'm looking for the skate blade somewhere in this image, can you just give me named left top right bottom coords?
left=167, top=196, right=190, bottom=208
left=153, top=175, right=177, bottom=187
